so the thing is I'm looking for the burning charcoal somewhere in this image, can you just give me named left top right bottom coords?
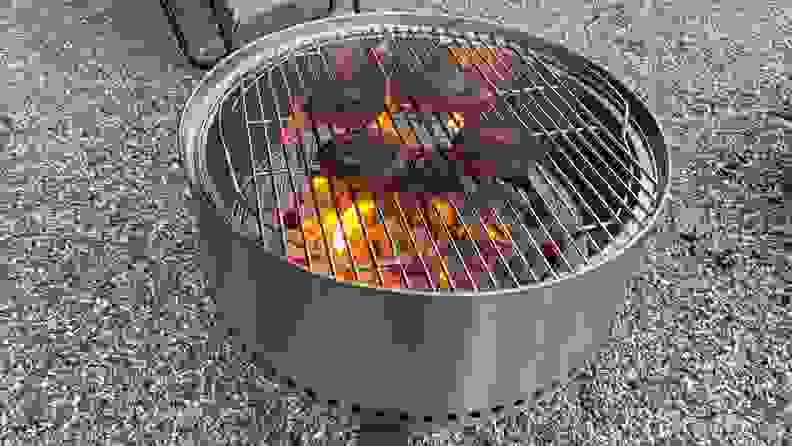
left=304, top=41, right=495, bottom=121
left=316, top=130, right=470, bottom=195
left=316, top=136, right=401, bottom=179
left=450, top=114, right=549, bottom=181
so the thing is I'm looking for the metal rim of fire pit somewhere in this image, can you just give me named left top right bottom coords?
left=179, top=9, right=671, bottom=430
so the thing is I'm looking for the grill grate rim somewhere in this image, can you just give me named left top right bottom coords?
left=205, top=25, right=660, bottom=293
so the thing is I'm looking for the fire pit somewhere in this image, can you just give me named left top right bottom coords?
left=174, top=5, right=671, bottom=444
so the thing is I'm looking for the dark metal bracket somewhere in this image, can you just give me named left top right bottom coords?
left=160, top=0, right=361, bottom=70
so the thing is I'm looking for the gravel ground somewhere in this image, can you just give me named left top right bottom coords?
left=0, top=0, right=791, bottom=445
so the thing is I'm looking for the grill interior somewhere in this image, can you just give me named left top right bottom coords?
left=202, top=26, right=661, bottom=293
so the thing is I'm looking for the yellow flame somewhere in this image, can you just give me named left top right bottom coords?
left=341, top=207, right=363, bottom=241
left=439, top=270, right=450, bottom=289
left=355, top=198, right=376, bottom=215
left=376, top=111, right=396, bottom=133
left=312, top=176, right=330, bottom=194
left=320, top=208, right=338, bottom=229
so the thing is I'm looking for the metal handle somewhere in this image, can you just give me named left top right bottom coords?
left=160, top=0, right=360, bottom=70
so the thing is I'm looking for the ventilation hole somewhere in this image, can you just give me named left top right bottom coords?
left=250, top=349, right=584, bottom=427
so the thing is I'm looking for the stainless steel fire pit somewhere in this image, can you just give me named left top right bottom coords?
left=177, top=7, right=671, bottom=442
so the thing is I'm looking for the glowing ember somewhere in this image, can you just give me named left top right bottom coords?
left=334, top=222, right=346, bottom=256
left=376, top=111, right=396, bottom=133
left=439, top=270, right=450, bottom=289
left=486, top=225, right=499, bottom=240
left=341, top=207, right=364, bottom=240
left=448, top=112, right=464, bottom=129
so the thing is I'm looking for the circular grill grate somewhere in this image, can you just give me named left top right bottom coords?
left=204, top=26, right=660, bottom=293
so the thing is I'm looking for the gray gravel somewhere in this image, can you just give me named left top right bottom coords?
left=0, top=0, right=790, bottom=445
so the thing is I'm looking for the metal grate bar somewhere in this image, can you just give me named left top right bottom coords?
left=369, top=40, right=505, bottom=290
left=389, top=36, right=533, bottom=286
left=501, top=185, right=566, bottom=279
left=262, top=68, right=334, bottom=276
left=251, top=164, right=321, bottom=178
left=453, top=42, right=628, bottom=244
left=501, top=85, right=558, bottom=96
left=472, top=59, right=647, bottom=238
left=513, top=43, right=660, bottom=189
left=292, top=42, right=414, bottom=290
left=430, top=35, right=620, bottom=256
left=389, top=190, right=439, bottom=290
left=313, top=44, right=436, bottom=289
left=445, top=37, right=629, bottom=236
left=363, top=43, right=479, bottom=291
left=279, top=61, right=351, bottom=280
left=530, top=164, right=599, bottom=264
left=400, top=34, right=575, bottom=280
left=315, top=42, right=441, bottom=289
left=278, top=60, right=368, bottom=282
left=263, top=70, right=318, bottom=271
left=302, top=62, right=386, bottom=286
left=374, top=206, right=413, bottom=289
left=462, top=38, right=654, bottom=220
left=474, top=41, right=655, bottom=217
left=218, top=28, right=663, bottom=290
left=408, top=34, right=585, bottom=279
left=240, top=79, right=290, bottom=259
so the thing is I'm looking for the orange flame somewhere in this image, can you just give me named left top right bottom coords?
left=376, top=111, right=396, bottom=133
